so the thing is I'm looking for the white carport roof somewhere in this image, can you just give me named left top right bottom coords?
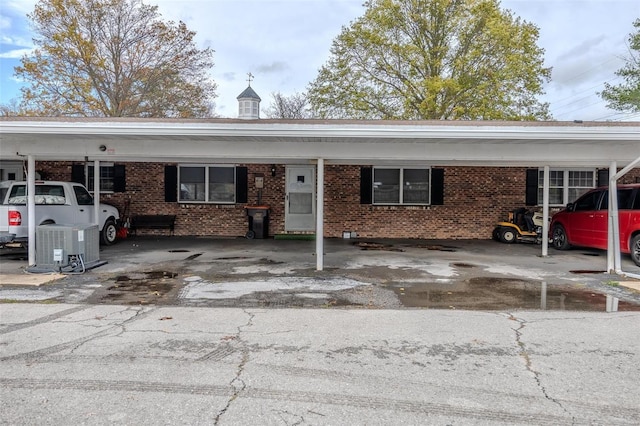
left=1, top=118, right=639, bottom=167
left=1, top=117, right=639, bottom=277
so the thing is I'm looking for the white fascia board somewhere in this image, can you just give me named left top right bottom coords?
left=2, top=120, right=640, bottom=142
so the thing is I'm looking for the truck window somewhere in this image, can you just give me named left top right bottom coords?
left=600, top=189, right=634, bottom=210
left=7, top=184, right=66, bottom=205
left=574, top=190, right=601, bottom=211
left=633, top=190, right=640, bottom=210
left=73, top=186, right=94, bottom=205
left=8, top=185, right=26, bottom=202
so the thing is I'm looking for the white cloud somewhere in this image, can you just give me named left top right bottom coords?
left=0, top=48, right=32, bottom=59
left=256, top=61, right=289, bottom=74
left=0, top=16, right=11, bottom=30
left=3, top=1, right=37, bottom=15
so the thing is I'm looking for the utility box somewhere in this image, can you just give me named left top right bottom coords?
left=244, top=205, right=269, bottom=239
left=34, top=224, right=101, bottom=272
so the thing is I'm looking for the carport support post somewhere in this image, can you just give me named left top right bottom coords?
left=541, top=166, right=550, bottom=257
left=27, top=155, right=36, bottom=266
left=610, top=155, right=640, bottom=275
left=94, top=160, right=100, bottom=225
left=316, top=158, right=324, bottom=271
left=607, top=161, right=617, bottom=273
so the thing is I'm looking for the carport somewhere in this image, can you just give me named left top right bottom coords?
left=1, top=118, right=638, bottom=276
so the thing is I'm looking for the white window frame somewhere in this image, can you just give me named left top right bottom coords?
left=372, top=166, right=431, bottom=205
left=537, top=168, right=596, bottom=206
left=87, top=163, right=115, bottom=193
left=178, top=164, right=236, bottom=204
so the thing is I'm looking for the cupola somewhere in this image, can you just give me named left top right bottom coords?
left=237, top=72, right=261, bottom=119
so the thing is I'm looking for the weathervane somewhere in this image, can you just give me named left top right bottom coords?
left=247, top=72, right=254, bottom=86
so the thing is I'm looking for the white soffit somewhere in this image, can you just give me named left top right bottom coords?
left=1, top=119, right=639, bottom=167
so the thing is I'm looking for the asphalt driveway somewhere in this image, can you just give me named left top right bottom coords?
left=1, top=237, right=639, bottom=310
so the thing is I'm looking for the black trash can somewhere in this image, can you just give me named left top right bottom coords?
left=244, top=205, right=270, bottom=239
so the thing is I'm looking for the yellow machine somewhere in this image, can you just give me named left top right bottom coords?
left=493, top=208, right=543, bottom=244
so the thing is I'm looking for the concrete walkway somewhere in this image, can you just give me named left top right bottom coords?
left=1, top=304, right=639, bottom=425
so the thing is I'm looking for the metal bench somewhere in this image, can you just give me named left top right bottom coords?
left=129, top=215, right=176, bottom=236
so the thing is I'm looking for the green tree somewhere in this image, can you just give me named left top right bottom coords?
left=307, top=0, right=551, bottom=120
left=15, top=0, right=216, bottom=117
left=600, top=19, right=640, bottom=114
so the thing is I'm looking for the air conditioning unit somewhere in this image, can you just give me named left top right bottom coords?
left=34, top=224, right=101, bottom=273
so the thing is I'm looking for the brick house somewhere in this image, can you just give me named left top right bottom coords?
left=29, top=161, right=639, bottom=241
left=1, top=87, right=639, bottom=270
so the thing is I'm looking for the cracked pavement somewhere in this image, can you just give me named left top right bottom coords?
left=1, top=304, right=639, bottom=424
left=1, top=238, right=639, bottom=423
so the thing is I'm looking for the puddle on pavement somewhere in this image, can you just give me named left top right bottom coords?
left=184, top=253, right=203, bottom=261
left=452, top=263, right=476, bottom=268
left=94, top=271, right=180, bottom=305
left=392, top=277, right=640, bottom=311
left=355, top=242, right=405, bottom=251
left=413, top=244, right=458, bottom=252
left=354, top=241, right=459, bottom=252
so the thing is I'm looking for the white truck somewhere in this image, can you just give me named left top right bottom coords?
left=0, top=181, right=120, bottom=247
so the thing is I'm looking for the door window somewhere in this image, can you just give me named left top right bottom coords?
left=574, top=191, right=601, bottom=211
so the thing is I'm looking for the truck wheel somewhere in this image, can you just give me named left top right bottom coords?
left=102, top=219, right=117, bottom=245
left=499, top=228, right=517, bottom=244
left=631, top=234, right=640, bottom=267
left=552, top=225, right=570, bottom=250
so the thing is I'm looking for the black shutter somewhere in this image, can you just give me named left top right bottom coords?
left=525, top=169, right=538, bottom=206
left=597, top=169, right=609, bottom=187
left=113, top=164, right=126, bottom=192
left=164, top=165, right=177, bottom=202
left=431, top=168, right=444, bottom=205
left=71, top=164, right=85, bottom=184
left=235, top=166, right=248, bottom=203
left=360, top=167, right=372, bottom=204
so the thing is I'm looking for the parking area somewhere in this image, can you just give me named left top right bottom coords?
left=1, top=237, right=639, bottom=310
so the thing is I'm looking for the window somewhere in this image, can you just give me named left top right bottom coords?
left=72, top=163, right=124, bottom=193
left=373, top=167, right=431, bottom=204
left=73, top=185, right=94, bottom=206
left=179, top=165, right=236, bottom=203
left=600, top=189, right=634, bottom=210
left=87, top=164, right=115, bottom=192
left=574, top=190, right=601, bottom=211
left=8, top=184, right=66, bottom=205
left=537, top=169, right=595, bottom=206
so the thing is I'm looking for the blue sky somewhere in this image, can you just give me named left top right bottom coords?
left=1, top=0, right=639, bottom=120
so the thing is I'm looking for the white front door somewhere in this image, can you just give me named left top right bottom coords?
left=285, top=166, right=315, bottom=231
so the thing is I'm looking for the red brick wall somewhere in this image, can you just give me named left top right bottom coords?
left=35, top=161, right=640, bottom=239
left=323, top=165, right=530, bottom=239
